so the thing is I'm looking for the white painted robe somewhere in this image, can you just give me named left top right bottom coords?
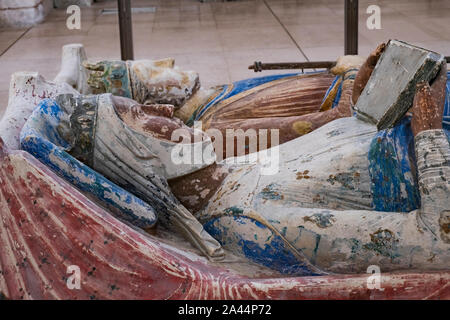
left=197, top=117, right=449, bottom=274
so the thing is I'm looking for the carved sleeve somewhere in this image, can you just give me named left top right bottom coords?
left=414, top=129, right=450, bottom=239
left=237, top=127, right=450, bottom=273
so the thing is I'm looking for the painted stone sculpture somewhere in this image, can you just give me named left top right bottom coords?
left=19, top=50, right=450, bottom=275
left=54, top=43, right=91, bottom=95
left=354, top=40, right=445, bottom=129
left=171, top=64, right=450, bottom=274
left=0, top=71, right=78, bottom=150
left=19, top=97, right=158, bottom=231
left=0, top=40, right=449, bottom=299
left=1, top=137, right=448, bottom=299
left=77, top=44, right=374, bottom=159
left=20, top=94, right=225, bottom=260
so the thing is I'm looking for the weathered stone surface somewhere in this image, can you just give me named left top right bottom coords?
left=0, top=71, right=78, bottom=150
left=354, top=39, right=444, bottom=130
left=0, top=0, right=52, bottom=28
left=54, top=44, right=91, bottom=95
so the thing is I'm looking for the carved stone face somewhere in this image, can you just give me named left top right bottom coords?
left=129, top=59, right=200, bottom=108
left=84, top=58, right=200, bottom=108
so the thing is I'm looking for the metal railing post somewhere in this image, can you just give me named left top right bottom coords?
left=117, top=0, right=134, bottom=60
left=345, top=0, right=358, bottom=55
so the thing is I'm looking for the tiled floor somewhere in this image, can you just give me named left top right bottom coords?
left=1, top=0, right=450, bottom=118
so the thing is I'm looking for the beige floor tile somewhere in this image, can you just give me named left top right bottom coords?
left=153, top=12, right=215, bottom=30
left=1, top=35, right=86, bottom=60
left=172, top=52, right=231, bottom=88
left=218, top=25, right=295, bottom=51
left=86, top=22, right=120, bottom=38
left=139, top=26, right=222, bottom=56
left=83, top=36, right=122, bottom=61
left=268, top=2, right=340, bottom=25
left=385, top=0, right=450, bottom=13
left=224, top=47, right=307, bottom=82
left=286, top=22, right=345, bottom=48
left=0, top=29, right=28, bottom=55
left=302, top=45, right=345, bottom=61
left=211, top=0, right=271, bottom=19
left=408, top=40, right=450, bottom=56
left=24, top=20, right=96, bottom=38
left=412, top=16, right=450, bottom=42
left=0, top=57, right=61, bottom=84
left=359, top=19, right=442, bottom=47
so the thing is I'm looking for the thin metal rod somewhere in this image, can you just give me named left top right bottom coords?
left=249, top=61, right=336, bottom=72
left=117, top=0, right=134, bottom=60
left=345, top=0, right=358, bottom=55
left=249, top=57, right=449, bottom=73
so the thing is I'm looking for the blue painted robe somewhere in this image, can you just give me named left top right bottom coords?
left=368, top=71, right=450, bottom=212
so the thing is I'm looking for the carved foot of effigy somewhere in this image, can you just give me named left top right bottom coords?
left=0, top=72, right=78, bottom=150
left=54, top=43, right=91, bottom=95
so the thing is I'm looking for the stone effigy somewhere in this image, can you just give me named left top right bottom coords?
left=79, top=45, right=367, bottom=159
left=19, top=96, right=159, bottom=231
left=18, top=42, right=450, bottom=276
left=15, top=43, right=367, bottom=270
left=163, top=63, right=450, bottom=274
left=20, top=93, right=225, bottom=260
left=1, top=41, right=449, bottom=299
left=1, top=137, right=448, bottom=299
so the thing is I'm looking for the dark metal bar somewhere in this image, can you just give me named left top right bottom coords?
left=345, top=0, right=358, bottom=55
left=249, top=61, right=336, bottom=72
left=117, top=0, right=134, bottom=60
left=249, top=56, right=449, bottom=73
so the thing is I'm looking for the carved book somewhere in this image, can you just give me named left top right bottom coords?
left=354, top=39, right=445, bottom=130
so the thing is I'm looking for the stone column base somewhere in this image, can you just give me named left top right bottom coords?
left=54, top=0, right=93, bottom=9
left=0, top=0, right=53, bottom=29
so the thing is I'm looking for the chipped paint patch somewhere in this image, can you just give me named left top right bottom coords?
left=439, top=210, right=450, bottom=243
left=326, top=172, right=360, bottom=190
left=364, top=229, right=400, bottom=259
left=303, top=212, right=336, bottom=228
left=292, top=121, right=313, bottom=136
left=259, top=184, right=283, bottom=200
left=296, top=170, right=311, bottom=180
left=326, top=129, right=343, bottom=137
